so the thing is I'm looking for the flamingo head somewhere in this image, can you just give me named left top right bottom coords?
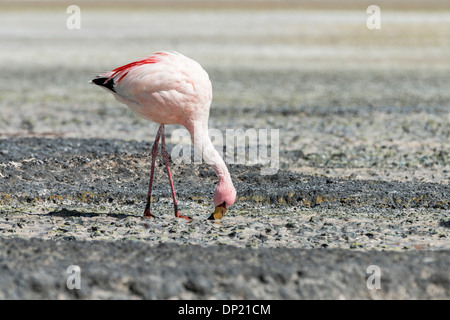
left=208, top=181, right=236, bottom=220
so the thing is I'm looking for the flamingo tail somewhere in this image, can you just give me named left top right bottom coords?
left=91, top=76, right=116, bottom=93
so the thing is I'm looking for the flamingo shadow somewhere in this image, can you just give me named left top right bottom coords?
left=46, top=208, right=137, bottom=220
left=439, top=220, right=450, bottom=229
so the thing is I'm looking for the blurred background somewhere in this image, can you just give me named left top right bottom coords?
left=0, top=0, right=449, bottom=182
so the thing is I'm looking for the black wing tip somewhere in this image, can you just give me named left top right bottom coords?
left=91, top=76, right=116, bottom=93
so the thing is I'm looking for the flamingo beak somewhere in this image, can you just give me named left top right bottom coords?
left=208, top=202, right=227, bottom=220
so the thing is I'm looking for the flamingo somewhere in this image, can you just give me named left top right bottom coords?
left=91, top=51, right=236, bottom=220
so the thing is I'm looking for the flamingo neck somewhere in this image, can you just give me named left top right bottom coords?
left=186, top=121, right=233, bottom=186
left=202, top=131, right=232, bottom=185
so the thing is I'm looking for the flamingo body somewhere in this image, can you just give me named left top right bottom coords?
left=91, top=51, right=236, bottom=219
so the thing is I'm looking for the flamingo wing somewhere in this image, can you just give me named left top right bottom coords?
left=91, top=51, right=211, bottom=124
left=92, top=51, right=196, bottom=103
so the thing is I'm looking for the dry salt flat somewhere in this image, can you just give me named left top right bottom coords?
left=0, top=2, right=449, bottom=299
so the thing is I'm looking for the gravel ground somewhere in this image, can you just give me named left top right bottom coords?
left=0, top=137, right=449, bottom=251
left=0, top=4, right=449, bottom=299
left=1, top=237, right=449, bottom=300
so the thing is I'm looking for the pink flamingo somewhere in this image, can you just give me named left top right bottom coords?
left=91, top=51, right=236, bottom=220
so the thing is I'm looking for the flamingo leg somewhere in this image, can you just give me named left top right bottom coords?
left=160, top=124, right=192, bottom=221
left=143, top=125, right=163, bottom=218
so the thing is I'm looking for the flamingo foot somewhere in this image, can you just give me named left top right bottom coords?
left=175, top=211, right=192, bottom=221
left=143, top=209, right=156, bottom=218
